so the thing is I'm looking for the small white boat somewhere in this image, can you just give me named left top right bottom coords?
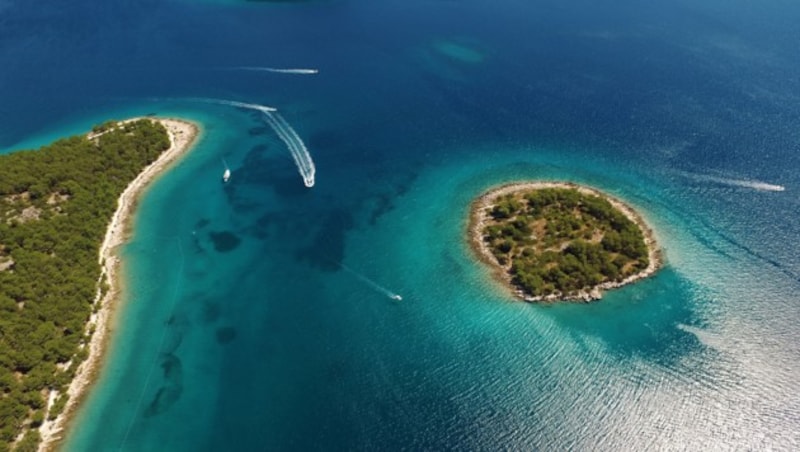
left=390, top=294, right=402, bottom=301
left=222, top=168, right=231, bottom=183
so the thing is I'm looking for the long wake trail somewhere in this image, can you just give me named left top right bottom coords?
left=262, top=111, right=316, bottom=187
left=337, top=262, right=402, bottom=301
left=190, top=98, right=315, bottom=187
left=189, top=97, right=277, bottom=113
left=235, top=66, right=319, bottom=75
left=681, top=171, right=785, bottom=192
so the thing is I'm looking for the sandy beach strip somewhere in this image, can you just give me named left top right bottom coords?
left=37, top=118, right=199, bottom=451
left=468, top=181, right=663, bottom=302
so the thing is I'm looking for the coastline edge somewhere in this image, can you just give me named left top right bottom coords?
left=37, top=117, right=200, bottom=451
left=467, top=181, right=663, bottom=303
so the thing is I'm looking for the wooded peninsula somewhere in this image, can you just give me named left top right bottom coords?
left=469, top=182, right=661, bottom=302
left=0, top=118, right=196, bottom=451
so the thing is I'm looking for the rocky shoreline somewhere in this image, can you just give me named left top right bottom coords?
left=468, top=181, right=663, bottom=302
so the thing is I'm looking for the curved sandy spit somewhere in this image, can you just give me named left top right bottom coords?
left=468, top=181, right=663, bottom=302
left=37, top=118, right=199, bottom=451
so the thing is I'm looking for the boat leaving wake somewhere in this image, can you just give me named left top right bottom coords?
left=190, top=97, right=277, bottom=113
left=236, top=67, right=319, bottom=75
left=262, top=111, right=316, bottom=188
left=221, top=158, right=231, bottom=183
left=337, top=262, right=402, bottom=301
left=189, top=98, right=314, bottom=187
left=682, top=172, right=785, bottom=192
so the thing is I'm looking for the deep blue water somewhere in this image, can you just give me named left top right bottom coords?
left=2, top=0, right=800, bottom=450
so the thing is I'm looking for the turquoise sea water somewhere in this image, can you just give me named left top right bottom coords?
left=2, top=0, right=800, bottom=449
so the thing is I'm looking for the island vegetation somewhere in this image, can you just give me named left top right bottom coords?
left=470, top=183, right=660, bottom=302
left=0, top=120, right=174, bottom=451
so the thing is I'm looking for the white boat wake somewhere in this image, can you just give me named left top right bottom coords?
left=681, top=172, right=785, bottom=192
left=189, top=98, right=314, bottom=187
left=262, top=111, right=316, bottom=188
left=236, top=66, right=319, bottom=75
left=190, top=97, right=277, bottom=112
left=338, top=262, right=402, bottom=301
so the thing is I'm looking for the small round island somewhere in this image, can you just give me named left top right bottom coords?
left=469, top=182, right=662, bottom=302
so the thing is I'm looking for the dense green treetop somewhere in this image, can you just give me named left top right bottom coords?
left=479, top=187, right=652, bottom=301
left=0, top=119, right=169, bottom=450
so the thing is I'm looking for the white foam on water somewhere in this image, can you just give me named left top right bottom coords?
left=338, top=262, right=402, bottom=301
left=262, top=111, right=316, bottom=188
left=189, top=98, right=314, bottom=187
left=235, top=66, right=319, bottom=75
left=681, top=171, right=785, bottom=192
left=189, top=97, right=277, bottom=112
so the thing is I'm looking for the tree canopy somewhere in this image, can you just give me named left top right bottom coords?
left=481, top=187, right=650, bottom=300
left=0, top=119, right=170, bottom=450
